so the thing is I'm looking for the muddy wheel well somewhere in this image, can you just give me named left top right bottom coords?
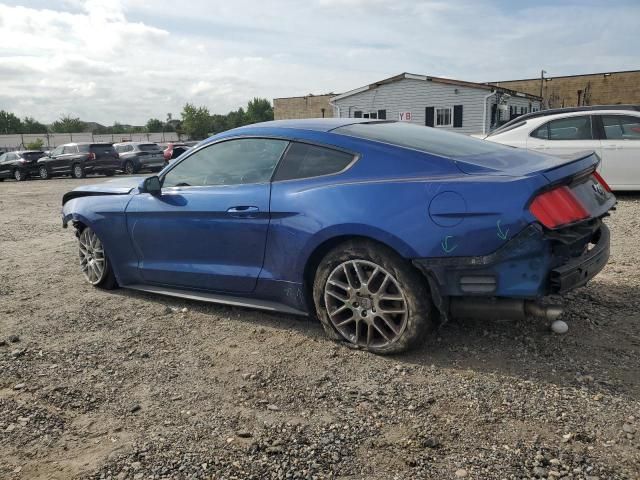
left=71, top=220, right=87, bottom=237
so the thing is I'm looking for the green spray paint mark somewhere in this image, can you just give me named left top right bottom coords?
left=441, top=236, right=458, bottom=253
left=497, top=220, right=509, bottom=240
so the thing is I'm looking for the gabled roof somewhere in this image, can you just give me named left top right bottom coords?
left=331, top=72, right=541, bottom=102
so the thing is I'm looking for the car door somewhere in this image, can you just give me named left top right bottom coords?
left=526, top=115, right=602, bottom=160
left=125, top=137, right=289, bottom=293
left=0, top=153, right=9, bottom=178
left=598, top=114, right=640, bottom=189
left=47, top=146, right=64, bottom=173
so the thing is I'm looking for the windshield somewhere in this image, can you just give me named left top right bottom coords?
left=334, top=122, right=514, bottom=158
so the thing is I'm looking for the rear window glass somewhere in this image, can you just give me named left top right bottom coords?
left=21, top=151, right=44, bottom=160
left=89, top=144, right=116, bottom=153
left=138, top=143, right=161, bottom=151
left=273, top=143, right=355, bottom=181
left=334, top=122, right=514, bottom=158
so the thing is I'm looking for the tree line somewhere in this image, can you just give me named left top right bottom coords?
left=0, top=97, right=274, bottom=140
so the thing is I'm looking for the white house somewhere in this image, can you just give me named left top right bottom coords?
left=330, top=73, right=542, bottom=135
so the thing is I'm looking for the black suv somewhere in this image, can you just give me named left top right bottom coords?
left=37, top=143, right=120, bottom=179
left=114, top=142, right=165, bottom=174
left=0, top=150, right=46, bottom=181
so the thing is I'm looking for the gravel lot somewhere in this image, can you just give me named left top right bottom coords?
left=1, top=176, right=639, bottom=480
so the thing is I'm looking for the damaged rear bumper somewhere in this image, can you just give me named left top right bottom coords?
left=413, top=221, right=610, bottom=300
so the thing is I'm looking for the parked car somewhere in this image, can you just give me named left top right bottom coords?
left=163, top=143, right=191, bottom=163
left=0, top=150, right=45, bottom=181
left=484, top=108, right=640, bottom=190
left=62, top=119, right=615, bottom=354
left=37, top=143, right=120, bottom=179
left=114, top=142, right=166, bottom=174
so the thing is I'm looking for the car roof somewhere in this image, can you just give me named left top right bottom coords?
left=113, top=141, right=158, bottom=146
left=232, top=118, right=383, bottom=133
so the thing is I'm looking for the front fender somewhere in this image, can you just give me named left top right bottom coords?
left=61, top=194, right=140, bottom=285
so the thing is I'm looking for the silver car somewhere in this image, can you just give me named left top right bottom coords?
left=114, top=142, right=166, bottom=175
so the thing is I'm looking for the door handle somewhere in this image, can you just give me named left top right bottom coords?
left=226, top=206, right=260, bottom=217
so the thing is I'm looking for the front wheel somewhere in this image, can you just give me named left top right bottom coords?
left=39, top=166, right=50, bottom=180
left=313, top=240, right=435, bottom=354
left=14, top=169, right=26, bottom=181
left=72, top=163, right=85, bottom=179
left=124, top=161, right=135, bottom=175
left=78, top=227, right=117, bottom=289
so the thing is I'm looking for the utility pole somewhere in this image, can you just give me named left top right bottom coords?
left=539, top=70, right=547, bottom=108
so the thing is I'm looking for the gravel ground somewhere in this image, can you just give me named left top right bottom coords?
left=0, top=176, right=639, bottom=480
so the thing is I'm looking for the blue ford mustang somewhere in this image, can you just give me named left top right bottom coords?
left=62, top=119, right=615, bottom=354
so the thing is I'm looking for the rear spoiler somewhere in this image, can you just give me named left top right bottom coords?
left=541, top=151, right=599, bottom=185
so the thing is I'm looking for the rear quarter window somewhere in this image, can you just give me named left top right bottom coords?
left=273, top=143, right=355, bottom=181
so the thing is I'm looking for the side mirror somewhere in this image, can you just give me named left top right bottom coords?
left=141, top=175, right=162, bottom=195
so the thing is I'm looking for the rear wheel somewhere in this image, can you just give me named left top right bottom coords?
left=124, top=161, right=135, bottom=175
left=313, top=240, right=435, bottom=354
left=39, top=166, right=50, bottom=180
left=72, top=163, right=85, bottom=179
left=78, top=227, right=117, bottom=289
left=14, top=169, right=26, bottom=181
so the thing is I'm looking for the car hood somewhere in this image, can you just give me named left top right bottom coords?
left=62, top=177, right=145, bottom=205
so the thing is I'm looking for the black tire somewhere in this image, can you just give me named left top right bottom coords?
left=124, top=161, right=135, bottom=175
left=14, top=169, right=26, bottom=181
left=39, top=166, right=50, bottom=180
left=72, top=163, right=85, bottom=179
left=77, top=226, right=118, bottom=290
left=312, top=239, right=435, bottom=354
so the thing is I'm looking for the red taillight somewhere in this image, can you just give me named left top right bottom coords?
left=592, top=171, right=612, bottom=192
left=88, top=152, right=96, bottom=160
left=529, top=186, right=589, bottom=229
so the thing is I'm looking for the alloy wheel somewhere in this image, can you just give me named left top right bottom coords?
left=39, top=166, right=49, bottom=179
left=78, top=228, right=107, bottom=285
left=73, top=165, right=83, bottom=178
left=14, top=169, right=24, bottom=181
left=125, top=162, right=134, bottom=175
left=324, top=260, right=409, bottom=349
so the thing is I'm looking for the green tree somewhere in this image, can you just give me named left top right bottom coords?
left=226, top=107, right=247, bottom=129
left=146, top=118, right=164, bottom=132
left=246, top=97, right=273, bottom=124
left=210, top=114, right=229, bottom=134
left=181, top=103, right=211, bottom=139
left=22, top=117, right=48, bottom=134
left=0, top=110, right=23, bottom=134
left=26, top=138, right=45, bottom=150
left=50, top=115, right=86, bottom=133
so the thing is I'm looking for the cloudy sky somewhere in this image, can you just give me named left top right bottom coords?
left=0, top=0, right=638, bottom=125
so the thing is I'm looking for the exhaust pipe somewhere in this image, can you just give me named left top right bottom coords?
left=450, top=297, right=563, bottom=322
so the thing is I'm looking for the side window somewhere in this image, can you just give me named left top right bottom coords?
left=602, top=115, right=640, bottom=140
left=273, top=142, right=355, bottom=181
left=547, top=116, right=593, bottom=140
left=63, top=145, right=78, bottom=154
left=6, top=153, right=16, bottom=161
left=51, top=147, right=63, bottom=156
left=162, top=138, right=289, bottom=188
left=530, top=123, right=549, bottom=140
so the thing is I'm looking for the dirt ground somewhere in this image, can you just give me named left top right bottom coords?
left=1, top=176, right=639, bottom=480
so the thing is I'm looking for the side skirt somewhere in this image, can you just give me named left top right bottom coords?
left=126, top=284, right=308, bottom=316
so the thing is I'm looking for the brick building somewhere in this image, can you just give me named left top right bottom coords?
left=489, top=69, right=640, bottom=109
left=273, top=93, right=336, bottom=120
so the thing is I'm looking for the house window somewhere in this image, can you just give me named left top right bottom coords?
left=362, top=112, right=378, bottom=119
left=354, top=111, right=362, bottom=118
left=378, top=110, right=387, bottom=120
left=435, top=107, right=453, bottom=127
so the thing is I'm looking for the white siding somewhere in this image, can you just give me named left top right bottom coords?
left=332, top=77, right=541, bottom=135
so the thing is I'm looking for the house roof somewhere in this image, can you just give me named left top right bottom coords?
left=330, top=72, right=542, bottom=102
